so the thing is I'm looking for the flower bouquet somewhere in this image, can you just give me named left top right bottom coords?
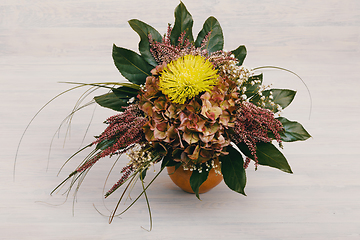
left=22, top=2, right=311, bottom=227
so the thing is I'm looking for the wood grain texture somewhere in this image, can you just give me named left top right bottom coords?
left=1, top=0, right=360, bottom=239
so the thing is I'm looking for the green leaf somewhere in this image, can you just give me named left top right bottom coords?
left=128, top=19, right=162, bottom=67
left=112, top=44, right=153, bottom=85
left=220, top=145, right=246, bottom=195
left=256, top=142, right=292, bottom=173
left=250, top=89, right=296, bottom=113
left=140, top=168, right=147, bottom=181
left=190, top=169, right=210, bottom=200
left=112, top=85, right=139, bottom=99
left=170, top=2, right=194, bottom=45
left=94, top=92, right=129, bottom=112
left=235, top=142, right=252, bottom=159
left=243, top=74, right=263, bottom=99
left=195, top=16, right=223, bottom=54
left=161, top=154, right=178, bottom=168
left=231, top=45, right=247, bottom=65
left=277, top=117, right=311, bottom=142
left=96, top=139, right=116, bottom=150
left=236, top=142, right=292, bottom=173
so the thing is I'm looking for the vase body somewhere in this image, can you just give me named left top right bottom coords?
left=167, top=165, right=223, bottom=194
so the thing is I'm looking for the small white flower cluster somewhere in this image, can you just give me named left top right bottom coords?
left=257, top=85, right=271, bottom=107
left=237, top=65, right=254, bottom=86
left=127, top=97, right=136, bottom=104
left=218, top=57, right=254, bottom=87
left=254, top=88, right=283, bottom=114
left=239, top=77, right=262, bottom=101
left=249, top=77, right=262, bottom=86
left=126, top=143, right=153, bottom=171
left=183, top=159, right=222, bottom=175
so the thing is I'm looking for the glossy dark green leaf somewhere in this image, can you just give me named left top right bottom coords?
left=140, top=168, right=147, bottom=181
left=220, top=145, right=246, bottom=195
left=251, top=89, right=296, bottom=113
left=161, top=154, right=178, bottom=168
left=170, top=2, right=194, bottom=45
left=256, top=142, right=292, bottom=173
left=112, top=44, right=153, bottom=85
left=190, top=168, right=210, bottom=200
left=112, top=85, right=139, bottom=99
left=94, top=92, right=129, bottom=112
left=243, top=74, right=263, bottom=99
left=236, top=142, right=292, bottom=173
left=231, top=45, right=247, bottom=65
left=195, top=16, right=223, bottom=54
left=235, top=142, right=252, bottom=159
left=277, top=117, right=311, bottom=142
left=128, top=19, right=162, bottom=67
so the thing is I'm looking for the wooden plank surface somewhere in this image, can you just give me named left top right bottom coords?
left=1, top=0, right=360, bottom=239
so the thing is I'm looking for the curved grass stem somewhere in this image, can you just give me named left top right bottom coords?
left=109, top=162, right=166, bottom=223
left=140, top=173, right=152, bottom=231
left=14, top=81, right=138, bottom=181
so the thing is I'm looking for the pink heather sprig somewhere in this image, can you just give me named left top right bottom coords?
left=231, top=101, right=283, bottom=167
left=76, top=153, right=102, bottom=173
left=200, top=31, right=212, bottom=50
left=177, top=31, right=191, bottom=49
left=94, top=105, right=143, bottom=144
left=105, top=164, right=134, bottom=198
left=105, top=144, right=163, bottom=198
left=148, top=26, right=211, bottom=64
left=243, top=157, right=251, bottom=169
left=208, top=50, right=238, bottom=67
left=75, top=105, right=147, bottom=174
left=149, top=25, right=179, bottom=64
left=163, top=24, right=172, bottom=45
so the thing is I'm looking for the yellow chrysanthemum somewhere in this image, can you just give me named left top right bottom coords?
left=159, top=55, right=219, bottom=104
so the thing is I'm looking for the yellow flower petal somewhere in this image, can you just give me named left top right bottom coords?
left=159, top=55, right=218, bottom=104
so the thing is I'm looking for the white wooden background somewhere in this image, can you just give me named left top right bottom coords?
left=1, top=0, right=360, bottom=239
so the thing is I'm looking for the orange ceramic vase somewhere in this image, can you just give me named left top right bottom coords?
left=166, top=165, right=223, bottom=194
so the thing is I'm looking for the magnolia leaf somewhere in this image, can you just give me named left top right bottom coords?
left=128, top=19, right=162, bottom=66
left=195, top=16, right=223, bottom=54
left=256, top=142, right=293, bottom=173
left=190, top=169, right=210, bottom=200
left=220, top=145, right=246, bottom=195
left=94, top=92, right=129, bottom=112
left=237, top=142, right=293, bottom=174
left=251, top=89, right=296, bottom=113
left=231, top=45, right=247, bottom=65
left=112, top=85, right=139, bottom=99
left=235, top=142, right=252, bottom=159
left=112, top=45, right=153, bottom=85
left=277, top=117, right=311, bottom=142
left=271, top=89, right=296, bottom=111
left=243, top=74, right=263, bottom=99
left=140, top=168, right=147, bottom=181
left=170, top=2, right=194, bottom=45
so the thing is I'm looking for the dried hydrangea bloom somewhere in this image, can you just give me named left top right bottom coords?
left=138, top=63, right=239, bottom=168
